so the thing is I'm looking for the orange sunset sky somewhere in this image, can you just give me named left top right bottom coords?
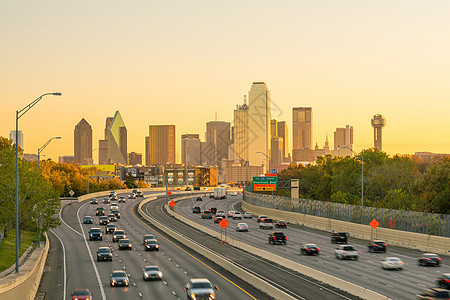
left=1, top=1, right=449, bottom=163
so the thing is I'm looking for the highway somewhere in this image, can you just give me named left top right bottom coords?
left=39, top=192, right=273, bottom=300
left=173, top=193, right=450, bottom=300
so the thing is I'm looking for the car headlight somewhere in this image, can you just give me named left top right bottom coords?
left=191, top=293, right=197, bottom=300
left=209, top=293, right=215, bottom=300
left=128, top=244, right=132, bottom=247
left=112, top=279, right=116, bottom=283
left=157, top=271, right=163, bottom=277
left=155, top=245, right=159, bottom=248
left=144, top=273, right=149, bottom=277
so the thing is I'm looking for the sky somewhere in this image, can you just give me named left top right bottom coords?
left=1, top=1, right=449, bottom=163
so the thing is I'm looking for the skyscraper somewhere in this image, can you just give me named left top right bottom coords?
left=248, top=82, right=271, bottom=171
left=146, top=125, right=175, bottom=166
left=371, top=114, right=386, bottom=151
left=107, top=111, right=128, bottom=165
left=205, top=121, right=231, bottom=167
left=9, top=130, right=23, bottom=150
left=277, top=121, right=289, bottom=160
left=233, top=96, right=249, bottom=162
left=271, top=119, right=278, bottom=138
left=99, top=116, right=113, bottom=165
left=182, top=134, right=201, bottom=166
left=293, top=107, right=312, bottom=150
left=334, top=125, right=354, bottom=156
left=74, top=118, right=93, bottom=165
left=128, top=152, right=142, bottom=166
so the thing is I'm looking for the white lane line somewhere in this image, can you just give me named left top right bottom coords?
left=59, top=206, right=83, bottom=237
left=49, top=229, right=66, bottom=300
left=76, top=204, right=107, bottom=300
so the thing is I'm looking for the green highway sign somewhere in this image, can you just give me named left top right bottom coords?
left=253, top=176, right=277, bottom=184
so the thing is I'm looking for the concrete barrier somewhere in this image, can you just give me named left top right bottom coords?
left=0, top=233, right=50, bottom=300
left=242, top=201, right=450, bottom=256
left=138, top=196, right=297, bottom=300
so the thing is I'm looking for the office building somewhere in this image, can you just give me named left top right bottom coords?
left=146, top=125, right=175, bottom=165
left=99, top=116, right=114, bottom=165
left=74, top=118, right=93, bottom=165
left=181, top=134, right=201, bottom=166
left=106, top=111, right=127, bottom=165
left=222, top=159, right=263, bottom=184
left=333, top=125, right=354, bottom=156
left=277, top=121, right=289, bottom=161
left=293, top=107, right=312, bottom=150
left=271, top=119, right=278, bottom=137
left=128, top=152, right=143, bottom=166
left=233, top=96, right=249, bottom=162
left=371, top=114, right=386, bottom=151
left=271, top=137, right=283, bottom=167
left=205, top=121, right=231, bottom=167
left=59, top=155, right=74, bottom=164
left=248, top=82, right=271, bottom=171
left=9, top=130, right=23, bottom=150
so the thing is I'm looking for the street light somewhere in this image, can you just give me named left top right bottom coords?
left=37, top=136, right=61, bottom=247
left=15, top=92, right=61, bottom=273
left=340, top=146, right=364, bottom=208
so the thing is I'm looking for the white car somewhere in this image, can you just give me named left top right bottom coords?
left=110, top=203, right=118, bottom=210
left=216, top=210, right=226, bottom=218
left=233, top=212, right=242, bottom=219
left=236, top=223, right=249, bottom=232
left=227, top=211, right=235, bottom=218
left=230, top=192, right=238, bottom=196
left=243, top=212, right=253, bottom=219
left=381, top=257, right=404, bottom=270
left=128, top=193, right=136, bottom=199
left=334, top=245, right=360, bottom=260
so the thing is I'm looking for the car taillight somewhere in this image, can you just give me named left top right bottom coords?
left=383, top=244, right=387, bottom=246
left=373, top=244, right=377, bottom=246
left=343, top=251, right=347, bottom=254
left=445, top=279, right=450, bottom=283
left=357, top=251, right=360, bottom=254
left=284, top=236, right=287, bottom=240
left=425, top=258, right=431, bottom=260
left=306, top=248, right=310, bottom=251
left=436, top=258, right=442, bottom=260
left=273, top=237, right=276, bottom=240
left=316, top=248, right=320, bottom=251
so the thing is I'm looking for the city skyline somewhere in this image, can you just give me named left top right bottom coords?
left=2, top=1, right=450, bottom=162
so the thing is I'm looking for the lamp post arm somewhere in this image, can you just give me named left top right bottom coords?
left=17, top=93, right=61, bottom=119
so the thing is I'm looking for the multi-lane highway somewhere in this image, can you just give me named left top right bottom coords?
left=173, top=193, right=450, bottom=300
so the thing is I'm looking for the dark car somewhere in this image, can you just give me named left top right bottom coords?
left=83, top=216, right=93, bottom=224
left=113, top=230, right=126, bottom=242
left=196, top=196, right=202, bottom=201
left=118, top=196, right=126, bottom=203
left=416, top=288, right=450, bottom=299
left=331, top=232, right=348, bottom=244
left=368, top=240, right=387, bottom=253
left=97, top=246, right=112, bottom=262
left=268, top=232, right=287, bottom=245
left=418, top=253, right=442, bottom=267
left=99, top=216, right=109, bottom=225
left=71, top=289, right=92, bottom=300
left=111, top=209, right=121, bottom=219
left=257, top=215, right=268, bottom=223
left=108, top=214, right=117, bottom=222
left=193, top=187, right=200, bottom=190
left=201, top=210, right=213, bottom=219
left=185, top=187, right=192, bottom=191
left=192, top=206, right=201, bottom=214
left=144, top=239, right=160, bottom=251
left=95, top=207, right=105, bottom=216
left=118, top=239, right=133, bottom=250
left=300, top=243, right=320, bottom=255
left=437, top=273, right=450, bottom=289
left=136, top=191, right=144, bottom=197
left=90, top=198, right=98, bottom=204
left=275, top=220, right=288, bottom=228
left=110, top=270, right=129, bottom=287
left=106, top=224, right=117, bottom=234
left=89, top=228, right=103, bottom=241
left=210, top=207, right=217, bottom=215
left=103, top=197, right=110, bottom=204
left=209, top=194, right=215, bottom=198
left=143, top=234, right=156, bottom=244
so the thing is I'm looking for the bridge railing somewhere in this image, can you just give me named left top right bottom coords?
left=244, top=191, right=450, bottom=237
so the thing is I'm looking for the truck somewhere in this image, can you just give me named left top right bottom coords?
left=214, top=187, right=227, bottom=199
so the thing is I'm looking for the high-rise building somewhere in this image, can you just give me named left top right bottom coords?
left=371, top=114, right=386, bottom=151
left=74, top=118, right=93, bottom=165
left=334, top=125, right=354, bottom=156
left=277, top=121, right=289, bottom=161
left=9, top=130, right=23, bottom=150
left=99, top=116, right=114, bottom=165
left=248, top=82, right=271, bottom=171
left=106, top=111, right=128, bottom=165
left=233, top=96, right=249, bottom=162
left=205, top=121, right=231, bottom=167
left=271, top=119, right=278, bottom=138
left=271, top=137, right=283, bottom=167
left=128, top=152, right=143, bottom=166
left=182, top=134, right=201, bottom=166
left=293, top=107, right=312, bottom=150
left=146, top=125, right=175, bottom=166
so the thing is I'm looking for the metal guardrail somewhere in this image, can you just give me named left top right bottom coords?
left=244, top=191, right=450, bottom=237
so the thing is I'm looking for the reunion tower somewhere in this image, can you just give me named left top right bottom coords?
left=371, top=114, right=386, bottom=151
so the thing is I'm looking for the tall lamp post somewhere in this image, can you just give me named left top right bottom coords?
left=37, top=137, right=61, bottom=247
left=340, top=146, right=364, bottom=208
left=15, top=92, right=62, bottom=273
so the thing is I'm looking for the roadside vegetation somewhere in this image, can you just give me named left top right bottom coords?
left=0, top=230, right=37, bottom=272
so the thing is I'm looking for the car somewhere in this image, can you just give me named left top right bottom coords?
left=244, top=212, right=253, bottom=219
left=368, top=240, right=387, bottom=253
left=111, top=209, right=121, bottom=219
left=380, top=257, right=404, bottom=270
left=275, top=220, right=288, bottom=228
left=233, top=212, right=242, bottom=219
left=209, top=194, right=215, bottom=198
left=128, top=193, right=136, bottom=199
left=143, top=234, right=156, bottom=244
left=436, top=273, right=450, bottom=289
left=214, top=216, right=223, bottom=223
left=95, top=207, right=105, bottom=216
left=184, top=278, right=219, bottom=300
left=83, top=216, right=93, bottom=224
left=136, top=191, right=144, bottom=197
left=216, top=210, right=226, bottom=218
left=335, top=245, right=360, bottom=260
left=196, top=196, right=202, bottom=201
left=110, top=270, right=129, bottom=287
left=194, top=187, right=200, bottom=190
left=144, top=239, right=160, bottom=251
left=227, top=211, right=235, bottom=218
left=185, top=187, right=192, bottom=191
left=110, top=203, right=118, bottom=210
left=202, top=187, right=208, bottom=190
left=230, top=191, right=238, bottom=196
left=118, top=196, right=125, bottom=203
left=210, top=207, right=217, bottom=214
left=132, top=189, right=139, bottom=194
left=416, top=288, right=450, bottom=299
left=89, top=228, right=102, bottom=241
left=300, top=243, right=320, bottom=255
left=418, top=253, right=442, bottom=267
left=268, top=232, right=287, bottom=245
left=71, top=289, right=92, bottom=300
left=99, top=216, right=109, bottom=225
left=107, top=214, right=117, bottom=222
left=103, top=197, right=110, bottom=204
left=97, top=246, right=113, bottom=262
left=110, top=195, right=118, bottom=201
left=192, top=206, right=201, bottom=214
left=118, top=239, right=133, bottom=250
left=90, top=198, right=98, bottom=204
left=259, top=218, right=274, bottom=229
left=113, top=230, right=126, bottom=242
left=236, top=223, right=249, bottom=232
left=331, top=232, right=348, bottom=244
left=257, top=215, right=268, bottom=223
left=143, top=265, right=163, bottom=281
left=106, top=224, right=117, bottom=234
left=201, top=210, right=213, bottom=219
left=109, top=191, right=117, bottom=197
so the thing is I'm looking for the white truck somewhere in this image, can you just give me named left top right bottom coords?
left=214, top=187, right=227, bottom=199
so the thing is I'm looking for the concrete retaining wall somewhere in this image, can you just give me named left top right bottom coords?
left=0, top=233, right=50, bottom=300
left=242, top=201, right=450, bottom=256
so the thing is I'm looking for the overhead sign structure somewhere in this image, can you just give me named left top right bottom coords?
left=369, top=218, right=380, bottom=229
left=218, top=218, right=229, bottom=229
left=253, top=176, right=277, bottom=192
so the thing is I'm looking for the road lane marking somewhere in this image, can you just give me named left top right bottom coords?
left=59, top=204, right=83, bottom=237
left=49, top=229, right=66, bottom=300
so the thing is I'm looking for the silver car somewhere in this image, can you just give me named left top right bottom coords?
left=381, top=257, right=404, bottom=270
left=110, top=270, right=129, bottom=287
left=236, top=223, right=249, bottom=232
left=185, top=278, right=219, bottom=300
left=143, top=265, right=163, bottom=281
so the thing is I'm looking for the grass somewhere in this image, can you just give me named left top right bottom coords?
left=0, top=230, right=38, bottom=272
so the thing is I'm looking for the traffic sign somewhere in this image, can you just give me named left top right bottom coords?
left=272, top=169, right=277, bottom=174
left=253, top=176, right=277, bottom=184
left=253, top=184, right=276, bottom=191
left=369, top=218, right=380, bottom=229
left=168, top=200, right=175, bottom=207
left=218, top=218, right=229, bottom=229
left=69, top=190, right=75, bottom=197
left=253, top=176, right=277, bottom=191
left=264, top=173, right=277, bottom=177
left=167, top=190, right=172, bottom=196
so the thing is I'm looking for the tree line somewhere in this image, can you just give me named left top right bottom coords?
left=275, top=149, right=449, bottom=214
